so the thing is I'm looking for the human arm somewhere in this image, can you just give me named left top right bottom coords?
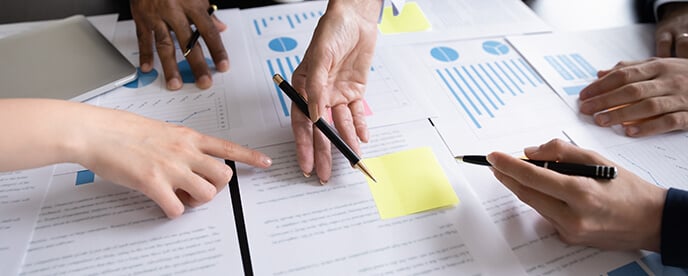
left=0, top=99, right=271, bottom=219
left=487, top=139, right=666, bottom=252
left=654, top=1, right=688, bottom=57
left=578, top=58, right=688, bottom=137
left=130, top=0, right=229, bottom=90
left=290, top=0, right=381, bottom=183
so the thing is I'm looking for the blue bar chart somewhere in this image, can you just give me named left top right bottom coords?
left=544, top=53, right=597, bottom=95
left=242, top=2, right=325, bottom=37
left=425, top=40, right=549, bottom=131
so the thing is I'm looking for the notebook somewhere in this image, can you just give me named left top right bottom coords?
left=0, top=15, right=136, bottom=102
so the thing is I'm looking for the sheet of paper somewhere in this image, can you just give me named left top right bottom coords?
left=378, top=0, right=552, bottom=46
left=379, top=30, right=652, bottom=274
left=364, top=147, right=459, bottom=219
left=236, top=120, right=526, bottom=275
left=506, top=24, right=655, bottom=111
left=381, top=36, right=583, bottom=156
left=0, top=14, right=119, bottom=41
left=566, top=126, right=688, bottom=191
left=103, top=9, right=293, bottom=147
left=0, top=166, right=53, bottom=276
left=238, top=1, right=435, bottom=147
left=19, top=162, right=244, bottom=275
left=378, top=2, right=432, bottom=34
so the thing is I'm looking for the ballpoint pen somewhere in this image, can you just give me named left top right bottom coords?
left=272, top=74, right=377, bottom=183
left=183, top=5, right=218, bottom=57
left=455, top=155, right=618, bottom=179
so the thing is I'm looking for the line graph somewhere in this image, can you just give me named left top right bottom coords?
left=99, top=89, right=230, bottom=134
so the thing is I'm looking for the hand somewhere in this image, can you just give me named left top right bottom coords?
left=487, top=139, right=666, bottom=252
left=290, top=0, right=381, bottom=183
left=656, top=2, right=688, bottom=57
left=130, top=0, right=229, bottom=90
left=578, top=58, right=688, bottom=137
left=75, top=107, right=272, bottom=219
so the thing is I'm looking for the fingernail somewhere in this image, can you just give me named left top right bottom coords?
left=626, top=126, right=639, bottom=136
left=198, top=75, right=212, bottom=89
left=168, top=78, right=182, bottom=90
left=524, top=146, right=539, bottom=155
left=262, top=157, right=273, bottom=167
left=217, top=59, right=230, bottom=72
left=309, top=105, right=319, bottom=122
left=319, top=179, right=328, bottom=185
left=486, top=153, right=496, bottom=165
left=141, top=63, right=152, bottom=72
left=303, top=171, right=311, bottom=178
left=595, top=113, right=610, bottom=126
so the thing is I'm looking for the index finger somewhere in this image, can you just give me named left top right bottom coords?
left=200, top=135, right=272, bottom=168
left=579, top=60, right=657, bottom=100
left=298, top=37, right=334, bottom=122
left=487, top=151, right=573, bottom=202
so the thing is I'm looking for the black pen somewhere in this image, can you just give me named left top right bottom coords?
left=183, top=5, right=218, bottom=57
left=456, top=155, right=617, bottom=179
left=272, top=74, right=377, bottom=183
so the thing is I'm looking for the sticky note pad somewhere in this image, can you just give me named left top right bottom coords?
left=378, top=2, right=432, bottom=34
left=364, top=147, right=459, bottom=219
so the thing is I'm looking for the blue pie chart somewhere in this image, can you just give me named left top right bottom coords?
left=268, top=37, right=298, bottom=52
left=178, top=58, right=215, bottom=83
left=482, top=40, right=510, bottom=56
left=124, top=68, right=158, bottom=88
left=430, top=46, right=459, bottom=62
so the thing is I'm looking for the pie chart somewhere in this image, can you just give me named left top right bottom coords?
left=482, top=40, right=509, bottom=56
left=178, top=58, right=215, bottom=83
left=268, top=37, right=298, bottom=52
left=430, top=46, right=459, bottom=62
left=124, top=68, right=158, bottom=88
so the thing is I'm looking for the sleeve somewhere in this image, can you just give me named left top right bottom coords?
left=652, top=0, right=688, bottom=20
left=660, top=187, right=688, bottom=267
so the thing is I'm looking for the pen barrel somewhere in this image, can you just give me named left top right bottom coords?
left=314, top=119, right=359, bottom=165
left=277, top=81, right=310, bottom=118
left=528, top=160, right=617, bottom=179
left=274, top=75, right=360, bottom=166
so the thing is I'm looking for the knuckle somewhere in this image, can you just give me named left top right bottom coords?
left=662, top=113, right=687, bottom=129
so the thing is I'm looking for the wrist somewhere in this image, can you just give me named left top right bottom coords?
left=327, top=0, right=382, bottom=23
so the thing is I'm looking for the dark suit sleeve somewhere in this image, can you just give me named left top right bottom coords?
left=635, top=0, right=658, bottom=22
left=661, top=187, right=688, bottom=267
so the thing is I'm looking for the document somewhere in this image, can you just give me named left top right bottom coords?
left=0, top=166, right=53, bottom=276
left=506, top=24, right=655, bottom=110
left=20, top=163, right=243, bottom=275
left=239, top=1, right=435, bottom=147
left=566, top=126, right=688, bottom=191
left=379, top=30, right=652, bottom=274
left=378, top=0, right=552, bottom=45
left=104, top=9, right=294, bottom=147
left=380, top=36, right=582, bottom=156
left=236, top=120, right=526, bottom=275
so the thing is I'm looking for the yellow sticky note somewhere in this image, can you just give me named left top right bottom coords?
left=378, top=2, right=432, bottom=34
left=364, top=147, right=459, bottom=219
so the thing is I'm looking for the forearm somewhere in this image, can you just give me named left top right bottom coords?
left=0, top=99, right=93, bottom=171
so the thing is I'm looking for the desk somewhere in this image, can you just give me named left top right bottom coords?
left=2, top=1, right=678, bottom=275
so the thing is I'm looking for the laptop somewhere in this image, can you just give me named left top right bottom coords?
left=0, top=15, right=137, bottom=102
